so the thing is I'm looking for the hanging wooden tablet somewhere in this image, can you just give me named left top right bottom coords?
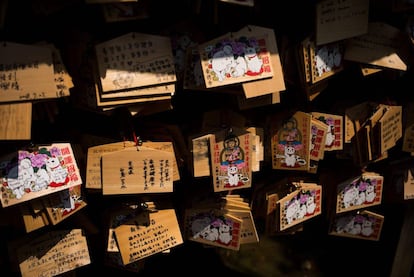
left=353, top=124, right=373, bottom=166
left=140, top=141, right=181, bottom=182
left=311, top=112, right=344, bottom=151
left=98, top=83, right=175, bottom=100
left=240, top=25, right=286, bottom=98
left=191, top=133, right=214, bottom=177
left=299, top=37, right=312, bottom=84
left=95, top=83, right=174, bottom=107
left=49, top=44, right=73, bottom=98
left=344, top=21, right=408, bottom=71
left=271, top=111, right=311, bottom=171
left=246, top=126, right=264, bottom=172
left=250, top=177, right=303, bottom=235
left=336, top=172, right=383, bottom=214
left=210, top=127, right=253, bottom=192
left=295, top=37, right=329, bottom=101
left=184, top=208, right=243, bottom=250
left=223, top=208, right=259, bottom=244
left=221, top=195, right=251, bottom=210
left=101, top=147, right=174, bottom=195
left=344, top=101, right=378, bottom=143
left=402, top=102, right=414, bottom=153
left=198, top=26, right=274, bottom=88
left=360, top=64, right=383, bottom=76
left=266, top=189, right=304, bottom=235
left=86, top=141, right=137, bottom=189
left=315, top=0, right=369, bottom=46
left=15, top=229, right=91, bottom=277
left=114, top=208, right=183, bottom=265
left=277, top=182, right=322, bottom=231
left=95, top=32, right=176, bottom=93
left=404, top=168, right=414, bottom=200
left=221, top=196, right=259, bottom=244
left=309, top=40, right=345, bottom=84
left=266, top=191, right=281, bottom=235
left=0, top=42, right=57, bottom=103
left=329, top=210, right=384, bottom=241
left=107, top=205, right=142, bottom=252
left=0, top=102, right=32, bottom=140
left=376, top=105, right=403, bottom=155
left=367, top=104, right=392, bottom=161
left=308, top=117, right=329, bottom=174
left=19, top=201, right=49, bottom=233
left=35, top=41, right=73, bottom=98
left=42, top=185, right=87, bottom=225
left=0, top=143, right=83, bottom=208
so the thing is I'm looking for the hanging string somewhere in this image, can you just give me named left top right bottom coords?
left=133, top=131, right=142, bottom=150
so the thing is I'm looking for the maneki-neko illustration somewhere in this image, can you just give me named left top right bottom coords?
left=220, top=133, right=249, bottom=188
left=199, top=26, right=274, bottom=88
left=272, top=111, right=311, bottom=171
left=211, top=128, right=253, bottom=192
left=0, top=143, right=82, bottom=207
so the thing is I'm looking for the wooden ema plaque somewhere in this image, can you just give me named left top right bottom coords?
left=114, top=209, right=183, bottom=265
left=198, top=26, right=274, bottom=88
left=101, top=147, right=174, bottom=195
left=404, top=169, right=414, bottom=200
left=0, top=102, right=32, bottom=140
left=309, top=40, right=345, bottom=84
left=140, top=141, right=181, bottom=182
left=0, top=143, right=83, bottom=207
left=241, top=25, right=286, bottom=98
left=377, top=105, right=402, bottom=154
left=336, top=173, right=383, bottom=214
left=42, top=185, right=87, bottom=225
left=311, top=112, right=344, bottom=151
left=344, top=101, right=378, bottom=143
left=308, top=117, right=329, bottom=173
left=106, top=205, right=145, bottom=252
left=402, top=102, right=414, bottom=153
left=184, top=208, right=243, bottom=250
left=221, top=208, right=259, bottom=244
left=277, top=182, right=322, bottom=231
left=95, top=32, right=176, bottom=93
left=86, top=141, right=137, bottom=189
left=220, top=195, right=259, bottom=244
left=310, top=117, right=328, bottom=162
left=16, top=229, right=91, bottom=277
left=191, top=133, right=214, bottom=177
left=329, top=210, right=384, bottom=241
left=0, top=42, right=57, bottom=103
left=45, top=43, right=73, bottom=98
left=271, top=111, right=311, bottom=171
left=315, top=0, right=369, bottom=45
left=87, top=140, right=180, bottom=189
left=98, top=84, right=174, bottom=100
left=19, top=201, right=49, bottom=233
left=210, top=128, right=253, bottom=192
left=344, top=21, right=408, bottom=71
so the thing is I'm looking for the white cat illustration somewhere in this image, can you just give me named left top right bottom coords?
left=46, top=156, right=69, bottom=187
